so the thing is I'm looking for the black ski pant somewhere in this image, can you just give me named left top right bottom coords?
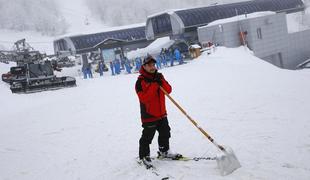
left=139, top=117, right=171, bottom=159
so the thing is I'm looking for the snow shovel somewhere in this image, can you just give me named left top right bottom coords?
left=159, top=86, right=241, bottom=176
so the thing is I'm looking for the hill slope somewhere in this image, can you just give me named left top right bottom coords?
left=0, top=47, right=310, bottom=179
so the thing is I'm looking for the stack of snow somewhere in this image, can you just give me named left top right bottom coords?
left=204, top=11, right=276, bottom=27
left=127, top=37, right=174, bottom=59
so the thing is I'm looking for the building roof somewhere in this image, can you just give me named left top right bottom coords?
left=175, top=0, right=303, bottom=27
left=146, top=0, right=305, bottom=39
left=69, top=26, right=146, bottom=51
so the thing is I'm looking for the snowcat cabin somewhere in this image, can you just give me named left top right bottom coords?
left=9, top=61, right=76, bottom=93
left=10, top=66, right=26, bottom=77
left=27, top=62, right=54, bottom=79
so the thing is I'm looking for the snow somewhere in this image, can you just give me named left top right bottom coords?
left=203, top=11, right=276, bottom=28
left=127, top=37, right=174, bottom=59
left=53, top=0, right=107, bottom=36
left=190, top=44, right=201, bottom=49
left=201, top=10, right=310, bottom=34
left=0, top=29, right=55, bottom=54
left=1, top=46, right=310, bottom=179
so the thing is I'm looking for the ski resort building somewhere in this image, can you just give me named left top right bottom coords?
left=52, top=0, right=307, bottom=69
left=53, top=25, right=153, bottom=59
left=197, top=12, right=310, bottom=69
left=145, top=0, right=304, bottom=42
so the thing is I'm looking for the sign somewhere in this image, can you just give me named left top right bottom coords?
left=102, top=49, right=115, bottom=63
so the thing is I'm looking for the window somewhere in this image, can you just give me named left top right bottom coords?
left=257, top=28, right=262, bottom=39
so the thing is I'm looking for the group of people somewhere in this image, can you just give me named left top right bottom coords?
left=82, top=62, right=93, bottom=79
left=109, top=57, right=132, bottom=76
left=158, top=48, right=184, bottom=68
left=133, top=48, right=184, bottom=74
left=81, top=47, right=185, bottom=79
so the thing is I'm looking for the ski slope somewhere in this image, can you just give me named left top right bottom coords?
left=1, top=47, right=310, bottom=180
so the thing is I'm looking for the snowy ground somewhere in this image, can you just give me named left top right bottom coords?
left=1, top=47, right=310, bottom=180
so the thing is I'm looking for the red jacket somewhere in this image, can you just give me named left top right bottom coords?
left=135, top=67, right=172, bottom=123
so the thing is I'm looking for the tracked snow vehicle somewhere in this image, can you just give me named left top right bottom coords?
left=9, top=61, right=76, bottom=93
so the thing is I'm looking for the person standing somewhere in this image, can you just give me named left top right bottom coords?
left=135, top=57, right=142, bottom=71
left=155, top=55, right=162, bottom=69
left=135, top=55, right=181, bottom=168
left=98, top=61, right=104, bottom=76
left=174, top=48, right=183, bottom=65
left=169, top=49, right=174, bottom=66
left=87, top=63, right=93, bottom=78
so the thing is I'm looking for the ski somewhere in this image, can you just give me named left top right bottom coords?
left=137, top=159, right=170, bottom=179
left=152, top=155, right=216, bottom=161
left=136, top=155, right=215, bottom=179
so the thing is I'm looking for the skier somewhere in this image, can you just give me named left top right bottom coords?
left=135, top=55, right=181, bottom=168
left=114, top=59, right=121, bottom=74
left=124, top=57, right=132, bottom=74
left=82, top=66, right=88, bottom=79
left=155, top=55, right=162, bottom=69
left=98, top=61, right=104, bottom=76
left=169, top=49, right=174, bottom=66
left=109, top=61, right=115, bottom=76
left=160, top=50, right=168, bottom=67
left=174, top=48, right=183, bottom=65
left=135, top=57, right=142, bottom=71
left=87, top=63, right=93, bottom=78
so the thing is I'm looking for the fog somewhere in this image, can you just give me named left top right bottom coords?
left=0, top=0, right=68, bottom=35
left=0, top=0, right=309, bottom=35
left=85, top=0, right=245, bottom=26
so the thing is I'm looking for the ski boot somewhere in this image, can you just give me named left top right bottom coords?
left=157, top=150, right=183, bottom=160
left=140, top=156, right=153, bottom=169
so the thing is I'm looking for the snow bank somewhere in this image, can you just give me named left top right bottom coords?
left=1, top=46, right=310, bottom=180
left=203, top=11, right=276, bottom=28
left=127, top=37, right=174, bottom=59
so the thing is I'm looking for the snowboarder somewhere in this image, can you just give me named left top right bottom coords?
left=135, top=55, right=180, bottom=168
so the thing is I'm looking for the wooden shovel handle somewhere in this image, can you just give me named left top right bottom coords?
left=159, top=86, right=225, bottom=151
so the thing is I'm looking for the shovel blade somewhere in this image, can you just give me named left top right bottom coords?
left=216, top=146, right=241, bottom=176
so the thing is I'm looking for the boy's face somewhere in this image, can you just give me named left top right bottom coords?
left=143, top=62, right=157, bottom=74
